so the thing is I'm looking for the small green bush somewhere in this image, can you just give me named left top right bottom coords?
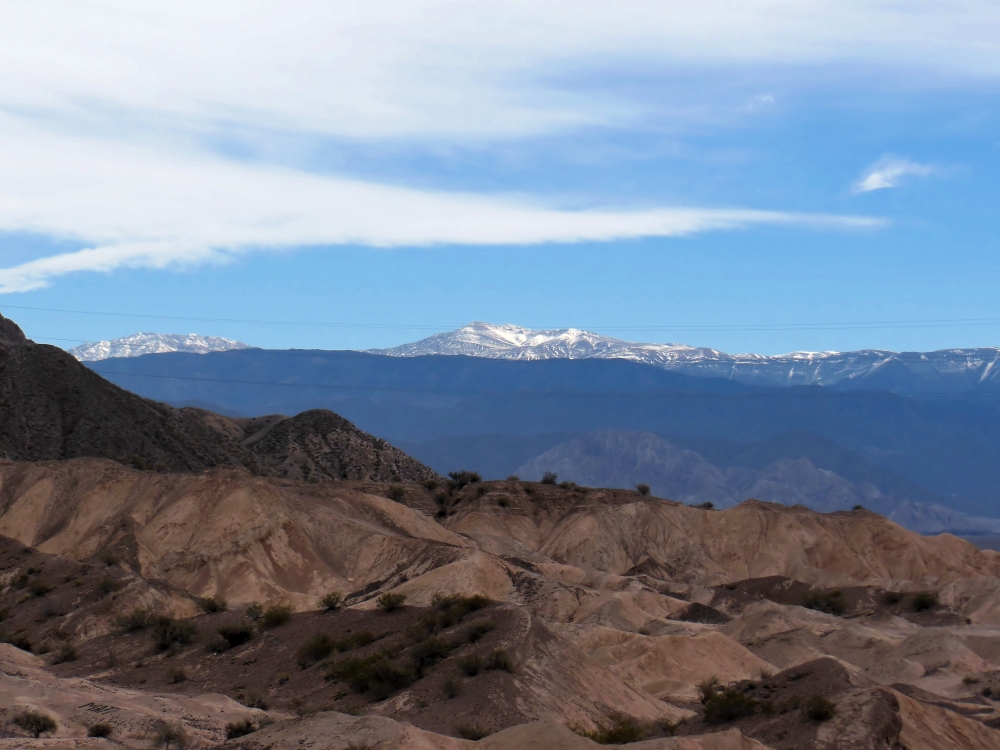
left=913, top=591, right=939, bottom=612
left=88, top=723, right=113, bottom=738
left=635, top=484, right=651, bottom=496
left=465, top=619, right=496, bottom=643
left=805, top=695, right=836, bottom=722
left=703, top=687, right=758, bottom=724
left=448, top=470, right=481, bottom=488
left=485, top=648, right=513, bottom=673
left=299, top=633, right=336, bottom=667
left=411, top=636, right=452, bottom=672
left=98, top=576, right=121, bottom=596
left=198, top=596, right=228, bottom=614
left=115, top=608, right=154, bottom=632
left=167, top=666, right=188, bottom=683
left=13, top=710, right=57, bottom=738
left=28, top=579, right=55, bottom=597
left=458, top=654, right=482, bottom=676
left=225, top=719, right=256, bottom=739
left=882, top=590, right=903, bottom=605
left=541, top=472, right=558, bottom=485
left=260, top=605, right=293, bottom=628
left=804, top=589, right=847, bottom=616
left=387, top=485, right=406, bottom=502
left=153, top=617, right=197, bottom=650
left=241, top=689, right=269, bottom=710
left=457, top=725, right=489, bottom=740
left=52, top=643, right=77, bottom=664
left=152, top=720, right=186, bottom=750
left=246, top=602, right=264, bottom=620
left=578, top=714, right=648, bottom=744
left=422, top=478, right=438, bottom=490
left=377, top=593, right=406, bottom=612
left=321, top=591, right=343, bottom=610
left=334, top=631, right=375, bottom=653
left=217, top=621, right=254, bottom=648
left=696, top=501, right=715, bottom=510
left=327, top=653, right=417, bottom=700
left=443, top=678, right=461, bottom=698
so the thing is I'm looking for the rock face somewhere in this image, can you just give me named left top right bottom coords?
left=0, top=313, right=436, bottom=481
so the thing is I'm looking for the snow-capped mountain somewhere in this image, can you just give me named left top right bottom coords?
left=71, top=333, right=252, bottom=361
left=371, top=322, right=1000, bottom=392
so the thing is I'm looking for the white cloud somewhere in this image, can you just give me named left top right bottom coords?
left=6, top=1, right=985, bottom=291
left=0, top=118, right=881, bottom=294
left=853, top=157, right=937, bottom=193
left=1, top=1, right=999, bottom=141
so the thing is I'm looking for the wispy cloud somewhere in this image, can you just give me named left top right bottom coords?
left=853, top=157, right=936, bottom=193
left=0, top=119, right=881, bottom=294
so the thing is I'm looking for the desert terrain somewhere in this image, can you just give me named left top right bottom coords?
left=4, top=313, right=1000, bottom=748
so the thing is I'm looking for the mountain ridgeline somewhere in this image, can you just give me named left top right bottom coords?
left=0, top=313, right=436, bottom=482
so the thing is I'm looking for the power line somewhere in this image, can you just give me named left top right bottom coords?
left=5, top=303, right=1000, bottom=334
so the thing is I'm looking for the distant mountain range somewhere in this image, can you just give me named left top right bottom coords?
left=373, top=322, right=1000, bottom=394
left=71, top=332, right=251, bottom=361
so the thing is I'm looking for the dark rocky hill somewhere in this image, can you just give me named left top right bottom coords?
left=0, top=313, right=436, bottom=482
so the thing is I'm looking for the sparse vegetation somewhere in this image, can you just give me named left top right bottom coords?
left=882, top=590, right=903, bottom=605
left=52, top=642, right=77, bottom=664
left=465, top=619, right=496, bottom=642
left=411, top=636, right=452, bottom=672
left=443, top=678, right=461, bottom=698
left=260, top=604, right=293, bottom=628
left=13, top=710, right=57, bottom=738
left=635, top=483, right=651, bottom=496
left=377, top=592, right=406, bottom=612
left=152, top=720, right=187, bottom=750
left=116, top=608, right=154, bottom=632
left=696, top=501, right=715, bottom=510
left=458, top=654, right=482, bottom=676
left=240, top=688, right=269, bottom=710
left=167, top=666, right=188, bottom=683
left=198, top=596, right=227, bottom=613
left=805, top=695, right=836, bottom=721
left=225, top=719, right=256, bottom=739
left=448, top=470, right=482, bottom=489
left=299, top=633, right=337, bottom=667
left=153, top=616, right=197, bottom=650
left=217, top=621, right=254, bottom=648
left=703, top=686, right=758, bottom=724
left=913, top=591, right=939, bottom=612
left=804, top=588, right=847, bottom=616
left=422, top=478, right=438, bottom=490
left=333, top=630, right=376, bottom=652
left=387, top=485, right=406, bottom=502
left=485, top=647, right=513, bottom=673
left=246, top=602, right=264, bottom=620
left=576, top=714, right=650, bottom=744
left=456, top=724, right=489, bottom=740
left=88, top=723, right=113, bottom=738
left=321, top=591, right=344, bottom=610
left=1, top=632, right=32, bottom=651
left=541, top=472, right=558, bottom=485
left=28, top=579, right=55, bottom=597
left=98, top=576, right=121, bottom=596
left=99, top=551, right=119, bottom=566
left=327, top=653, right=417, bottom=700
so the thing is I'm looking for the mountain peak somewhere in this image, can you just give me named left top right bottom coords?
left=71, top=332, right=252, bottom=361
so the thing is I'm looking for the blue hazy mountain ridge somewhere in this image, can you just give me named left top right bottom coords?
left=87, top=349, right=1000, bottom=519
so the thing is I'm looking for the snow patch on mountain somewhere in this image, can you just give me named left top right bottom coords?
left=371, top=322, right=1000, bottom=391
left=71, top=333, right=252, bottom=361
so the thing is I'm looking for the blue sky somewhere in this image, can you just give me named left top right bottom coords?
left=1, top=2, right=999, bottom=354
